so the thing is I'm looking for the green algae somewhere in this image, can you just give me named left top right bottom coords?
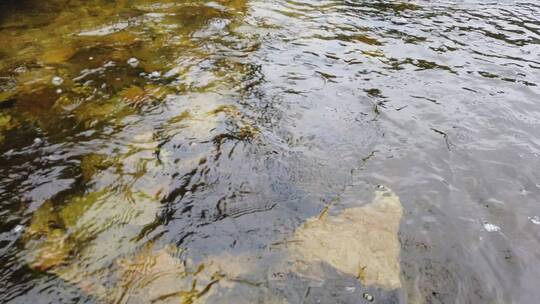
left=80, top=153, right=113, bottom=181
left=167, top=110, right=192, bottom=124
left=118, top=84, right=174, bottom=106
left=0, top=113, right=19, bottom=143
left=23, top=188, right=161, bottom=272
left=0, top=113, right=16, bottom=130
left=0, top=0, right=250, bottom=117
left=72, top=98, right=134, bottom=127
left=58, top=190, right=110, bottom=229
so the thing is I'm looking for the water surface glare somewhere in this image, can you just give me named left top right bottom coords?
left=1, top=0, right=540, bottom=303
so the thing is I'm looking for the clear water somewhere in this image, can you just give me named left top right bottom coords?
left=1, top=0, right=540, bottom=303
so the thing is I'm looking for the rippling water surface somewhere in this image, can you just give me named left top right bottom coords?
left=1, top=0, right=540, bottom=303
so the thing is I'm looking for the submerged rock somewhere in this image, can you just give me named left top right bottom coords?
left=285, top=186, right=403, bottom=290
left=109, top=248, right=283, bottom=304
left=22, top=189, right=161, bottom=280
left=24, top=228, right=72, bottom=271
left=111, top=246, right=218, bottom=304
left=21, top=186, right=403, bottom=302
left=72, top=97, right=134, bottom=127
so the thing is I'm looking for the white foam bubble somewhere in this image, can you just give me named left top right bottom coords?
left=13, top=225, right=24, bottom=233
left=52, top=76, right=64, bottom=86
left=127, top=57, right=140, bottom=68
left=483, top=222, right=501, bottom=232
left=529, top=216, right=540, bottom=225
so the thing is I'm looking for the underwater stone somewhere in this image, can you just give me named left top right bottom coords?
left=287, top=186, right=403, bottom=289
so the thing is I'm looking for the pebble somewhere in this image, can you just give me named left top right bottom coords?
left=127, top=57, right=140, bottom=68
left=150, top=71, right=161, bottom=78
left=34, top=137, right=43, bottom=145
left=51, top=76, right=64, bottom=86
left=483, top=221, right=501, bottom=232
left=56, top=88, right=63, bottom=94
